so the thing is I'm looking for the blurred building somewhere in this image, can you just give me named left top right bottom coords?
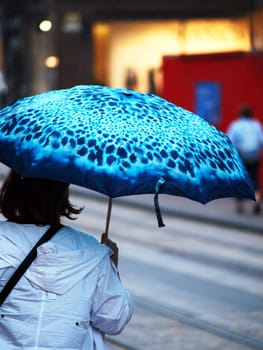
left=0, top=0, right=263, bottom=104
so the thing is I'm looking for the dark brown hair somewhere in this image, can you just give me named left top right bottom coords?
left=0, top=170, right=83, bottom=225
left=239, top=104, right=252, bottom=118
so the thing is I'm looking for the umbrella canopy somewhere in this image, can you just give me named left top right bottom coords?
left=0, top=85, right=254, bottom=226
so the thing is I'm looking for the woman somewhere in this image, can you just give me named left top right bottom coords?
left=227, top=105, right=263, bottom=214
left=0, top=170, right=133, bottom=349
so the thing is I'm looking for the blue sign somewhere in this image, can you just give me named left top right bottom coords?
left=195, top=82, right=221, bottom=124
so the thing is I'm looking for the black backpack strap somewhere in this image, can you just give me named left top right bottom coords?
left=0, top=223, right=63, bottom=307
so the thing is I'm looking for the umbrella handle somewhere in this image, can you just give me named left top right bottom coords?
left=101, top=198, right=119, bottom=268
left=104, top=197, right=112, bottom=239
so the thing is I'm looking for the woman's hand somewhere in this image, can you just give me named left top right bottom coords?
left=101, top=233, right=119, bottom=267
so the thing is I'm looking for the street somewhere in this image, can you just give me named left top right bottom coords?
left=65, top=189, right=263, bottom=350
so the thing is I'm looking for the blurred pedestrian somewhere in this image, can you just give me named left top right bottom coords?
left=0, top=170, right=133, bottom=349
left=125, top=67, right=138, bottom=90
left=227, top=105, right=263, bottom=214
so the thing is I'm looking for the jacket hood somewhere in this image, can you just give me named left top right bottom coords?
left=0, top=223, right=109, bottom=295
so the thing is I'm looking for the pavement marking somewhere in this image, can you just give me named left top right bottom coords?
left=118, top=239, right=263, bottom=298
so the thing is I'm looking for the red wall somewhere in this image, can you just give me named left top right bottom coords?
left=162, top=51, right=263, bottom=130
left=162, top=51, right=263, bottom=191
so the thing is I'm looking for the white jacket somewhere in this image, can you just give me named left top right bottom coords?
left=0, top=221, right=133, bottom=350
left=227, top=117, right=263, bottom=162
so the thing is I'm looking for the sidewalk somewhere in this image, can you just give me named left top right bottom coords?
left=0, top=164, right=261, bottom=234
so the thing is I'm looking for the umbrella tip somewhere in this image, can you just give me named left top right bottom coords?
left=122, top=89, right=133, bottom=96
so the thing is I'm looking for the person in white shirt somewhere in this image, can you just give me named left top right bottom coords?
left=227, top=105, right=263, bottom=214
left=0, top=170, right=133, bottom=350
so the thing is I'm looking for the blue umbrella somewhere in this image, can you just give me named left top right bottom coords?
left=0, top=85, right=254, bottom=230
